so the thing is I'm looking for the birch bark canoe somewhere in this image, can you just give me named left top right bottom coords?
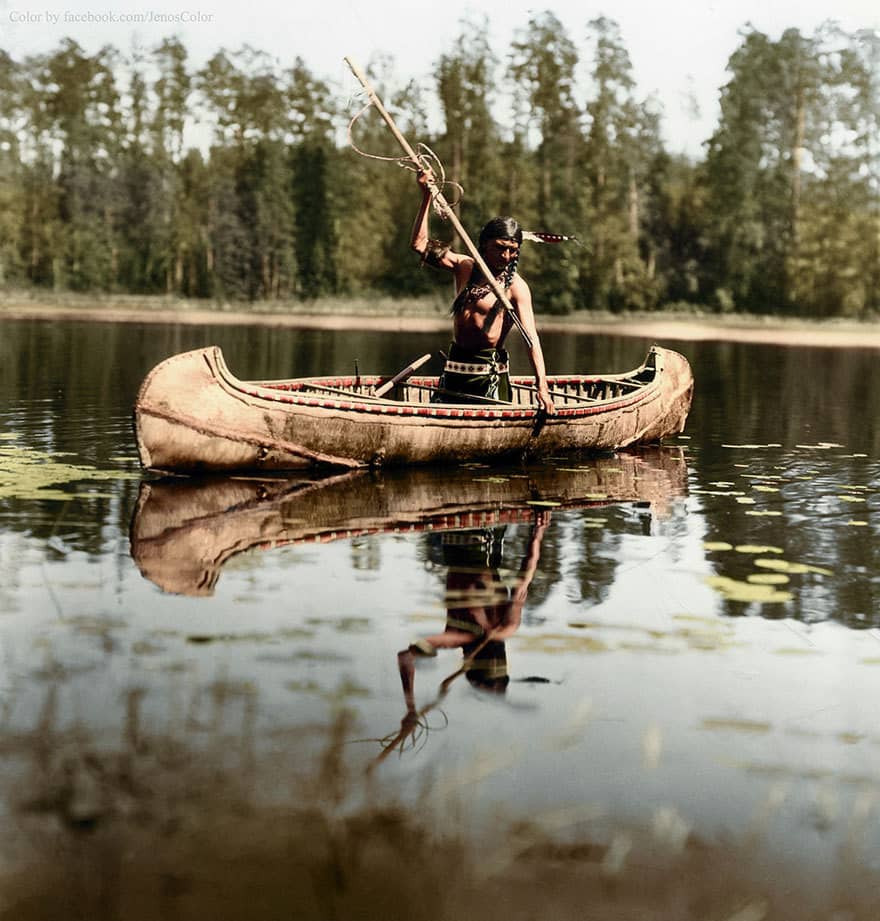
left=133, top=344, right=693, bottom=473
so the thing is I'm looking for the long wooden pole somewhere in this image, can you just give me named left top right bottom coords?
left=343, top=56, right=533, bottom=350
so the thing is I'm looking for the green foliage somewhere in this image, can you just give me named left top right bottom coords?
left=1, top=21, right=878, bottom=316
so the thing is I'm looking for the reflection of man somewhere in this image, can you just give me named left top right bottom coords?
left=397, top=512, right=550, bottom=706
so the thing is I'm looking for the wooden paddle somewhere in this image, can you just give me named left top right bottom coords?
left=344, top=56, right=534, bottom=351
left=374, top=352, right=434, bottom=398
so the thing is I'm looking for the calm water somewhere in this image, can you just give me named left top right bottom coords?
left=1, top=316, right=879, bottom=912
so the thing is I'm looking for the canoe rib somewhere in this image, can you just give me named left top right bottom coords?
left=134, top=345, right=694, bottom=472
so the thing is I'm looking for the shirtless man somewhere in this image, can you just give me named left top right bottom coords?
left=411, top=172, right=556, bottom=414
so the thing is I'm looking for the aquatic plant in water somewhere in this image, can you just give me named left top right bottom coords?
left=0, top=438, right=138, bottom=501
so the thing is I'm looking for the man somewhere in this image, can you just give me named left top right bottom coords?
left=411, top=171, right=556, bottom=414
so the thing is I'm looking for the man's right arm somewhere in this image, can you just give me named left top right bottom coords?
left=411, top=171, right=465, bottom=272
left=410, top=173, right=434, bottom=257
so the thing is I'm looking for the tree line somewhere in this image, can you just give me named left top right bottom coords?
left=1, top=13, right=878, bottom=317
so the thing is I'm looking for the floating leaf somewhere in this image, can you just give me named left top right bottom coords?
left=847, top=520, right=868, bottom=527
left=704, top=541, right=733, bottom=551
left=745, top=510, right=783, bottom=517
left=838, top=732, right=865, bottom=745
left=0, top=444, right=139, bottom=501
left=752, top=485, right=780, bottom=493
left=838, top=495, right=866, bottom=503
left=705, top=575, right=792, bottom=603
left=754, top=558, right=832, bottom=576
left=517, top=633, right=609, bottom=654
left=673, top=614, right=722, bottom=625
left=722, top=443, right=781, bottom=449
left=736, top=545, right=784, bottom=554
left=701, top=718, right=771, bottom=734
left=747, top=573, right=790, bottom=585
left=736, top=497, right=756, bottom=504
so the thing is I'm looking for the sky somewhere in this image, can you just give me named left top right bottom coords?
left=3, top=0, right=879, bottom=156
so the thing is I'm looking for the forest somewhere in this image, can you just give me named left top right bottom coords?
left=0, top=13, right=878, bottom=317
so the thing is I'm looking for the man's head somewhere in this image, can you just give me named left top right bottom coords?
left=479, top=217, right=522, bottom=278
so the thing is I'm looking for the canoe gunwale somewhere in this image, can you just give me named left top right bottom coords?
left=210, top=347, right=664, bottom=422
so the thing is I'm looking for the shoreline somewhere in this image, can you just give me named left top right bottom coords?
left=3, top=298, right=880, bottom=349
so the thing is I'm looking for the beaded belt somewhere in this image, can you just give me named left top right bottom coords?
left=443, top=358, right=509, bottom=375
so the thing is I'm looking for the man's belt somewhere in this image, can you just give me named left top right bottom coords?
left=443, top=357, right=509, bottom=375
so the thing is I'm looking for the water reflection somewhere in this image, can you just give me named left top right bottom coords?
left=129, top=449, right=689, bottom=597
left=378, top=513, right=549, bottom=765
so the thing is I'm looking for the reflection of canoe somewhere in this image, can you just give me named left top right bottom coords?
left=130, top=450, right=688, bottom=595
left=134, top=345, right=693, bottom=472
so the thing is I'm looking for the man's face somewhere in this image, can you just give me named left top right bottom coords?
left=484, top=238, right=520, bottom=273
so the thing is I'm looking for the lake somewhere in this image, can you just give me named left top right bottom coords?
left=1, top=316, right=879, bottom=919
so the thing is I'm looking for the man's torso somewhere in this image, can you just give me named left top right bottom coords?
left=452, top=259, right=518, bottom=350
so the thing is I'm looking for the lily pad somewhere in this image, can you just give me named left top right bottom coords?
left=705, top=575, right=792, bottom=603
left=747, top=573, right=790, bottom=585
left=754, top=558, right=832, bottom=576
left=701, top=718, right=771, bottom=734
left=0, top=444, right=140, bottom=501
left=721, top=443, right=782, bottom=449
